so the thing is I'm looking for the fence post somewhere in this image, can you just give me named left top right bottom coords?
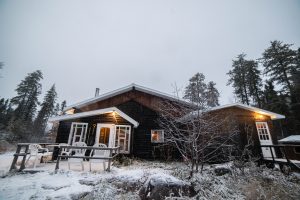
left=9, top=144, right=21, bottom=171
left=55, top=147, right=62, bottom=173
left=107, top=148, right=113, bottom=172
left=20, top=145, right=29, bottom=171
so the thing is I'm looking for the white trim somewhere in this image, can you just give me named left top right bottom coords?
left=68, top=122, right=88, bottom=145
left=115, top=125, right=131, bottom=154
left=49, top=107, right=139, bottom=128
left=95, top=123, right=115, bottom=147
left=63, top=83, right=193, bottom=112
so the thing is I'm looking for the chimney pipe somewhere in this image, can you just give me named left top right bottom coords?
left=95, top=88, right=100, bottom=97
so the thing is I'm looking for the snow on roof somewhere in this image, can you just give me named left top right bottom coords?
left=278, top=135, right=300, bottom=143
left=49, top=107, right=139, bottom=127
left=209, top=103, right=285, bottom=120
left=180, top=103, right=285, bottom=121
left=63, top=83, right=192, bottom=111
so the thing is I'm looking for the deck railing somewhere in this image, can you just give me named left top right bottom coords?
left=260, top=144, right=300, bottom=171
left=9, top=143, right=120, bottom=172
left=9, top=143, right=59, bottom=172
left=55, top=145, right=120, bottom=172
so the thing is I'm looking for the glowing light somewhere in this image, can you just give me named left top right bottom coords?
left=255, top=114, right=264, bottom=120
left=65, top=108, right=75, bottom=115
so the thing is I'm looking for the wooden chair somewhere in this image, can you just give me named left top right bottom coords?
left=68, top=142, right=87, bottom=171
left=89, top=143, right=109, bottom=171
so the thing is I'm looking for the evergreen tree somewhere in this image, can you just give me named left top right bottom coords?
left=246, top=60, right=263, bottom=107
left=10, top=70, right=43, bottom=122
left=60, top=100, right=67, bottom=112
left=9, top=70, right=43, bottom=139
left=227, top=54, right=250, bottom=105
left=261, top=40, right=297, bottom=96
left=262, top=81, right=289, bottom=114
left=184, top=73, right=207, bottom=109
left=33, top=84, right=57, bottom=136
left=53, top=103, right=60, bottom=116
left=206, top=81, right=220, bottom=107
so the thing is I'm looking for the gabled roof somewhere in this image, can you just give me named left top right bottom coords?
left=180, top=103, right=285, bottom=121
left=49, top=107, right=139, bottom=128
left=64, top=83, right=192, bottom=111
left=278, top=135, right=300, bottom=143
left=209, top=103, right=285, bottom=120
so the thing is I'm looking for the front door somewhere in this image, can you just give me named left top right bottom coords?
left=255, top=122, right=276, bottom=158
left=95, top=124, right=115, bottom=147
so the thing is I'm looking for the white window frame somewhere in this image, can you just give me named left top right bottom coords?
left=68, top=122, right=88, bottom=145
left=115, top=125, right=131, bottom=154
left=151, top=130, right=164, bottom=143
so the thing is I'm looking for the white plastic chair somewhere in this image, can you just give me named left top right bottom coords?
left=25, top=144, right=50, bottom=168
left=59, top=143, right=71, bottom=157
left=68, top=142, right=87, bottom=171
left=89, top=143, right=109, bottom=171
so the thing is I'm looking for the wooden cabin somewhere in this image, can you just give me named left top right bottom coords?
left=49, top=84, right=286, bottom=160
left=49, top=84, right=193, bottom=159
left=205, top=104, right=285, bottom=159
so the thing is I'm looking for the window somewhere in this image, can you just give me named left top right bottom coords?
left=68, top=122, right=88, bottom=145
left=115, top=125, right=131, bottom=153
left=151, top=130, right=164, bottom=143
left=256, top=122, right=270, bottom=141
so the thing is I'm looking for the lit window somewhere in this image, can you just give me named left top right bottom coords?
left=151, top=130, right=164, bottom=143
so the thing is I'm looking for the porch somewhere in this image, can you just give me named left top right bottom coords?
left=9, top=143, right=120, bottom=172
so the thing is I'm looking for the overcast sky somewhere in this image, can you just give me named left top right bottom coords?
left=0, top=0, right=300, bottom=106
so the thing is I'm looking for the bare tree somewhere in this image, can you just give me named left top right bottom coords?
left=158, top=100, right=239, bottom=177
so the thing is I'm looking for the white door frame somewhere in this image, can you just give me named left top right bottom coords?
left=255, top=122, right=276, bottom=158
left=95, top=123, right=115, bottom=147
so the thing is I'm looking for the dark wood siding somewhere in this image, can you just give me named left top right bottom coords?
left=117, top=100, right=160, bottom=159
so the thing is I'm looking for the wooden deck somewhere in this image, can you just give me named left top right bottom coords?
left=9, top=143, right=120, bottom=172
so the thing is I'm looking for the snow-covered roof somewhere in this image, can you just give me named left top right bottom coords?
left=208, top=103, right=285, bottom=120
left=63, top=83, right=192, bottom=111
left=278, top=135, right=300, bottom=143
left=49, top=107, right=139, bottom=128
left=180, top=103, right=285, bottom=121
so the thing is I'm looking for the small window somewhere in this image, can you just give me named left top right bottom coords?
left=151, top=130, right=164, bottom=143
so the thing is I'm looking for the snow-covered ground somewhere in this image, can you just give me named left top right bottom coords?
left=0, top=152, right=300, bottom=200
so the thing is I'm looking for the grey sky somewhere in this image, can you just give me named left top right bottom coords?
left=0, top=0, right=300, bottom=106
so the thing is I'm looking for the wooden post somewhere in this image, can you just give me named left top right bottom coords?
left=20, top=145, right=29, bottom=171
left=107, top=148, right=112, bottom=172
left=9, top=144, right=21, bottom=171
left=269, top=146, right=275, bottom=165
left=55, top=147, right=62, bottom=173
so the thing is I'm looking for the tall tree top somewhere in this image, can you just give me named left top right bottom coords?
left=261, top=40, right=297, bottom=95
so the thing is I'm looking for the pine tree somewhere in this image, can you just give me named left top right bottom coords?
left=184, top=73, right=207, bottom=109
left=60, top=100, right=67, bottom=112
left=10, top=70, right=43, bottom=122
left=262, top=81, right=288, bottom=114
left=206, top=81, right=220, bottom=107
left=261, top=40, right=297, bottom=96
left=246, top=60, right=263, bottom=107
left=33, top=84, right=57, bottom=136
left=53, top=103, right=60, bottom=116
left=227, top=54, right=250, bottom=105
left=9, top=70, right=43, bottom=139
